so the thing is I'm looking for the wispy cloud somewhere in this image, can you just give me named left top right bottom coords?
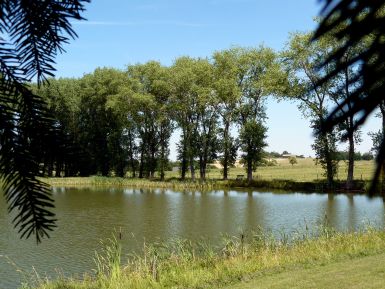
left=71, top=20, right=205, bottom=28
left=134, top=4, right=158, bottom=11
left=71, top=21, right=137, bottom=26
left=208, top=0, right=252, bottom=5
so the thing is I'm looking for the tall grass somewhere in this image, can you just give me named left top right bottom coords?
left=94, top=236, right=122, bottom=280
left=29, top=225, right=385, bottom=289
left=44, top=176, right=224, bottom=190
left=44, top=176, right=370, bottom=193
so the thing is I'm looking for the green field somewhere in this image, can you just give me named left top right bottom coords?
left=175, top=158, right=376, bottom=182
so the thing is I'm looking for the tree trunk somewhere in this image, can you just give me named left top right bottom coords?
left=223, top=122, right=230, bottom=180
left=47, top=159, right=53, bottom=177
left=139, top=148, right=144, bottom=179
left=159, top=148, right=165, bottom=181
left=55, top=160, right=62, bottom=177
left=247, top=159, right=253, bottom=182
left=160, top=168, right=165, bottom=181
left=180, top=139, right=187, bottom=180
left=324, top=135, right=334, bottom=189
left=159, top=134, right=166, bottom=181
left=127, top=130, right=136, bottom=178
left=380, top=102, right=385, bottom=193
left=116, top=167, right=124, bottom=178
left=190, top=156, right=195, bottom=181
left=101, top=137, right=109, bottom=176
left=181, top=156, right=187, bottom=180
left=150, top=148, right=156, bottom=179
left=131, top=155, right=136, bottom=178
left=200, top=167, right=206, bottom=180
left=346, top=131, right=355, bottom=190
left=199, top=156, right=206, bottom=181
left=326, top=160, right=334, bottom=189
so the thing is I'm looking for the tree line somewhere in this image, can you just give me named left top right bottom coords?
left=33, top=29, right=382, bottom=187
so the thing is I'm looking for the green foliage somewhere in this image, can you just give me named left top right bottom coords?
left=314, top=1, right=385, bottom=191
left=212, top=47, right=283, bottom=180
left=281, top=31, right=343, bottom=187
left=239, top=121, right=268, bottom=181
left=265, top=151, right=282, bottom=158
left=288, top=156, right=297, bottom=166
left=312, top=123, right=340, bottom=187
left=0, top=0, right=88, bottom=242
left=128, top=61, right=173, bottom=179
left=369, top=130, right=383, bottom=157
left=31, top=45, right=282, bottom=186
left=169, top=57, right=218, bottom=180
left=336, top=151, right=374, bottom=161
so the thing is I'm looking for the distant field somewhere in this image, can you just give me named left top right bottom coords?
left=165, top=158, right=376, bottom=182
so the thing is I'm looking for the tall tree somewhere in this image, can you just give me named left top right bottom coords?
left=105, top=76, right=137, bottom=178
left=170, top=57, right=216, bottom=181
left=282, top=32, right=340, bottom=188
left=231, top=47, right=278, bottom=182
left=33, top=78, right=84, bottom=177
left=213, top=49, right=241, bottom=180
left=128, top=62, right=173, bottom=180
left=303, top=27, right=364, bottom=189
left=239, top=121, right=267, bottom=182
left=327, top=43, right=363, bottom=189
left=78, top=68, right=129, bottom=176
left=194, top=61, right=219, bottom=180
left=314, top=0, right=385, bottom=191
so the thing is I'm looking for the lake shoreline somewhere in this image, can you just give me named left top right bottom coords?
left=43, top=176, right=369, bottom=194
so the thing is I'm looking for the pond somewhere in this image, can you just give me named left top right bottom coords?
left=0, top=187, right=384, bottom=289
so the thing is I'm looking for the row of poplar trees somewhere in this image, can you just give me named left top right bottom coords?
left=34, top=29, right=375, bottom=187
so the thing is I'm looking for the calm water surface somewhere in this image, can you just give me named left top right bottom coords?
left=1, top=187, right=384, bottom=289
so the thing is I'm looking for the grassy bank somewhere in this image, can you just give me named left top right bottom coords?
left=27, top=227, right=385, bottom=289
left=43, top=159, right=375, bottom=192
left=43, top=176, right=369, bottom=193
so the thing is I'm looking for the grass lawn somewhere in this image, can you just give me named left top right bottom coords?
left=224, top=253, right=385, bottom=289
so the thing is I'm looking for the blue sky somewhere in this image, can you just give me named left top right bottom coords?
left=55, top=0, right=380, bottom=159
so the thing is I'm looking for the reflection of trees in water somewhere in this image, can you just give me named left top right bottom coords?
left=322, top=193, right=339, bottom=229
left=173, top=190, right=266, bottom=239
left=322, top=193, right=385, bottom=231
left=141, top=190, right=170, bottom=237
left=346, top=194, right=357, bottom=230
left=244, top=192, right=265, bottom=233
left=176, top=191, right=200, bottom=239
left=323, top=193, right=357, bottom=230
left=220, top=190, right=266, bottom=235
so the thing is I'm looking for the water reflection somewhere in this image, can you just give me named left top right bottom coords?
left=0, top=188, right=384, bottom=289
